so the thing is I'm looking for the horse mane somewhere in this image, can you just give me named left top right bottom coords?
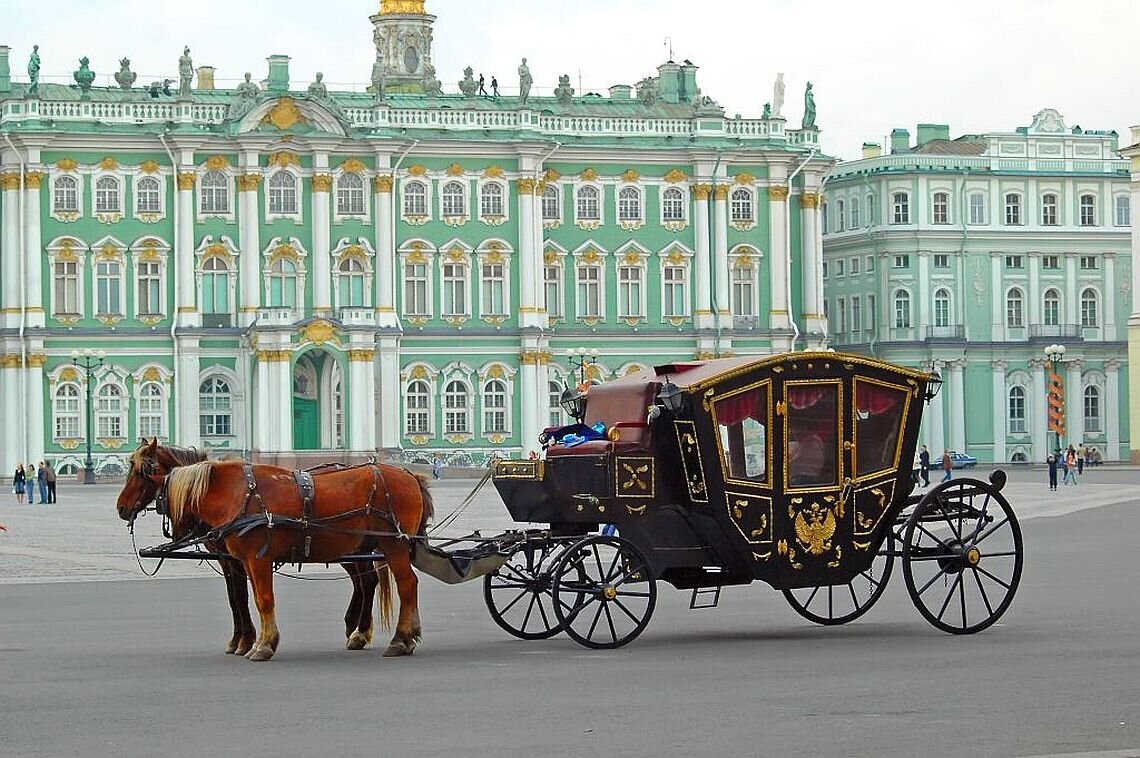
left=166, top=462, right=214, bottom=524
left=164, top=444, right=207, bottom=466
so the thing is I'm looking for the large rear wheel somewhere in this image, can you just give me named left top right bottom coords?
left=552, top=535, right=656, bottom=649
left=783, top=534, right=895, bottom=625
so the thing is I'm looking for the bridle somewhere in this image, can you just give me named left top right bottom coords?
left=125, top=453, right=169, bottom=524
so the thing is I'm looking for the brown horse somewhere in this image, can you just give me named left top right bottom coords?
left=117, top=439, right=433, bottom=661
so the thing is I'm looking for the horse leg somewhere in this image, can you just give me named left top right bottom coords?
left=243, top=557, right=280, bottom=662
left=381, top=542, right=421, bottom=657
left=221, top=557, right=255, bottom=656
left=343, top=562, right=364, bottom=641
left=349, top=562, right=381, bottom=650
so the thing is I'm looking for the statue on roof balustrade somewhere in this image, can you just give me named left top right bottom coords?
left=226, top=72, right=260, bottom=120
left=115, top=58, right=137, bottom=90
left=27, top=45, right=41, bottom=97
left=772, top=72, right=785, bottom=118
left=554, top=74, right=574, bottom=105
left=422, top=63, right=442, bottom=97
left=518, top=58, right=532, bottom=105
left=178, top=47, right=194, bottom=98
left=802, top=81, right=817, bottom=130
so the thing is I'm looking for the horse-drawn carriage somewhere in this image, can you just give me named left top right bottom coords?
left=121, top=351, right=1022, bottom=658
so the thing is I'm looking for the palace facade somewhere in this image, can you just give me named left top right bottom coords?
left=0, top=1, right=830, bottom=473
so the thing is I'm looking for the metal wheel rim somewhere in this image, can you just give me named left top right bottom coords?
left=484, top=539, right=569, bottom=640
left=783, top=534, right=895, bottom=625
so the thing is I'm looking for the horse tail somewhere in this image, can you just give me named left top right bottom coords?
left=375, top=562, right=394, bottom=632
left=412, top=470, right=435, bottom=535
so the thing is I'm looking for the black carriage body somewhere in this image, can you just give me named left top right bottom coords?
left=493, top=352, right=931, bottom=591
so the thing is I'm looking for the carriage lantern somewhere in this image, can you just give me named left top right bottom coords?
left=656, top=377, right=685, bottom=413
left=924, top=369, right=943, bottom=402
left=559, top=386, right=587, bottom=423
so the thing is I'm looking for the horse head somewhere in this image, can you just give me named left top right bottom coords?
left=116, top=438, right=205, bottom=522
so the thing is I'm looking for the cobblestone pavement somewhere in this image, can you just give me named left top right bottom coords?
left=0, top=467, right=1133, bottom=584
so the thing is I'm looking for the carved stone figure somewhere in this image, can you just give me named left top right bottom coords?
left=73, top=57, right=95, bottom=95
left=762, top=102, right=771, bottom=120
left=27, top=45, right=40, bottom=97
left=307, top=72, right=328, bottom=99
left=554, top=74, right=575, bottom=105
left=636, top=77, right=658, bottom=106
left=226, top=72, right=260, bottom=119
left=114, top=58, right=137, bottom=90
left=307, top=72, right=348, bottom=123
left=369, top=53, right=386, bottom=101
left=458, top=67, right=478, bottom=99
left=802, top=81, right=816, bottom=129
left=772, top=72, right=785, bottom=118
left=422, top=63, right=442, bottom=97
left=178, top=47, right=194, bottom=98
left=694, top=92, right=723, bottom=116
left=518, top=57, right=532, bottom=105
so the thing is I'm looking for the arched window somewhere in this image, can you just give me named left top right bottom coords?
left=1079, top=194, right=1096, bottom=226
left=821, top=201, right=829, bottom=233
left=403, top=180, right=427, bottom=216
left=1043, top=289, right=1061, bottom=327
left=849, top=197, right=860, bottom=228
left=933, top=288, right=951, bottom=328
left=336, top=173, right=365, bottom=216
left=268, top=258, right=298, bottom=308
left=442, top=181, right=466, bottom=217
left=138, top=382, right=165, bottom=440
left=337, top=257, right=366, bottom=307
left=661, top=187, right=684, bottom=222
left=1006, top=288, right=1024, bottom=327
left=53, top=384, right=81, bottom=440
left=443, top=380, right=469, bottom=434
left=53, top=175, right=79, bottom=212
left=1004, top=193, right=1022, bottom=225
left=891, top=192, right=909, bottom=224
left=1080, top=288, right=1098, bottom=327
left=1041, top=193, right=1058, bottom=225
left=480, top=182, right=505, bottom=217
left=482, top=379, right=508, bottom=434
left=405, top=379, right=430, bottom=435
left=731, top=188, right=753, bottom=224
left=136, top=176, right=162, bottom=214
left=200, top=170, right=229, bottom=214
left=199, top=377, right=233, bottom=437
left=932, top=192, right=950, bottom=224
left=268, top=172, right=298, bottom=215
left=1084, top=385, right=1101, bottom=433
left=618, top=186, right=641, bottom=222
left=866, top=193, right=876, bottom=225
left=95, top=176, right=121, bottom=213
left=542, top=184, right=560, bottom=220
left=96, top=384, right=124, bottom=439
left=548, top=380, right=565, bottom=428
left=1008, top=386, right=1026, bottom=434
left=202, top=257, right=230, bottom=315
left=1115, top=195, right=1131, bottom=227
left=577, top=185, right=600, bottom=221
left=893, top=289, right=911, bottom=328
left=835, top=199, right=845, bottom=231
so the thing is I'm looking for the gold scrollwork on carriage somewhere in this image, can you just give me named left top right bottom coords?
left=493, top=460, right=543, bottom=480
left=852, top=480, right=894, bottom=545
left=725, top=491, right=773, bottom=557
left=614, top=456, right=655, bottom=501
left=780, top=496, right=843, bottom=570
left=674, top=420, right=708, bottom=503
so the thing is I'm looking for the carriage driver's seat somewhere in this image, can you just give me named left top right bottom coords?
left=546, top=380, right=657, bottom=457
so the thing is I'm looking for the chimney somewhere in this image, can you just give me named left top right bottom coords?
left=679, top=61, right=698, bottom=103
left=195, top=66, right=215, bottom=91
left=862, top=142, right=882, bottom=159
left=608, top=84, right=631, bottom=100
left=656, top=61, right=681, bottom=104
left=890, top=128, right=911, bottom=154
left=916, top=123, right=950, bottom=146
left=0, top=46, right=10, bottom=97
left=266, top=55, right=291, bottom=94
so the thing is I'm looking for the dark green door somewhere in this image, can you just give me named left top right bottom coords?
left=293, top=397, right=319, bottom=450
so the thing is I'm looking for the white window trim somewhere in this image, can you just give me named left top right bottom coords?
left=614, top=242, right=650, bottom=322
left=93, top=373, right=129, bottom=443
left=574, top=182, right=604, bottom=230
left=132, top=366, right=172, bottom=441
left=260, top=236, right=310, bottom=310
left=401, top=368, right=437, bottom=438
left=50, top=171, right=83, bottom=221
left=1040, top=191, right=1060, bottom=226
left=1005, top=286, right=1026, bottom=329
left=132, top=172, right=167, bottom=222
left=198, top=367, right=243, bottom=441
left=333, top=170, right=372, bottom=225
left=541, top=183, right=563, bottom=228
left=91, top=236, right=128, bottom=322
left=194, top=235, right=239, bottom=321
left=439, top=241, right=473, bottom=322
left=196, top=168, right=235, bottom=222
left=572, top=244, right=608, bottom=322
left=967, top=191, right=987, bottom=225
left=658, top=244, right=694, bottom=323
left=728, top=244, right=763, bottom=319
left=729, top=185, right=757, bottom=230
left=52, top=381, right=83, bottom=443
left=890, top=191, right=910, bottom=225
left=1007, top=385, right=1028, bottom=436
left=931, top=190, right=951, bottom=225
left=46, top=236, right=88, bottom=321
left=892, top=289, right=912, bottom=329
left=478, top=363, right=517, bottom=440
left=543, top=244, right=567, bottom=323
left=1078, top=193, right=1098, bottom=227
left=477, top=178, right=510, bottom=226
left=398, top=240, right=436, bottom=321
left=1080, top=286, right=1101, bottom=327
left=92, top=170, right=124, bottom=221
left=659, top=184, right=689, bottom=229
left=439, top=179, right=469, bottom=226
left=1113, top=194, right=1131, bottom=227
left=129, top=236, right=171, bottom=322
left=933, top=287, right=953, bottom=328
left=616, top=183, right=645, bottom=231
left=401, top=178, right=432, bottom=225
left=1004, top=192, right=1023, bottom=226
left=331, top=238, right=376, bottom=311
left=476, top=240, right=513, bottom=321
left=264, top=168, right=304, bottom=223
left=440, top=369, right=474, bottom=438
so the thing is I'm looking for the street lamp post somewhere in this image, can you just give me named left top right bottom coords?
left=1044, top=343, right=1067, bottom=456
left=71, top=348, right=106, bottom=485
left=559, top=348, right=599, bottom=423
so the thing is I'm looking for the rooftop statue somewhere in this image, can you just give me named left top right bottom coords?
left=307, top=71, right=328, bottom=99
left=422, top=63, right=442, bottom=97
left=73, top=57, right=94, bottom=96
left=27, top=45, right=40, bottom=97
left=518, top=58, right=532, bottom=105
left=368, top=53, right=386, bottom=102
left=226, top=72, right=260, bottom=119
left=762, top=102, right=771, bottom=120
left=178, top=46, right=193, bottom=98
left=802, top=81, right=816, bottom=130
left=636, top=77, right=658, bottom=106
left=772, top=72, right=785, bottom=118
left=458, top=66, right=478, bottom=99
left=308, top=72, right=349, bottom=123
left=554, top=74, right=574, bottom=105
left=114, top=58, right=137, bottom=90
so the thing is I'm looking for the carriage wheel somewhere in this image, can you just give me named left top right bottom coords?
left=552, top=535, right=657, bottom=650
left=902, top=477, right=1023, bottom=634
left=782, top=534, right=895, bottom=625
left=484, top=539, right=574, bottom=640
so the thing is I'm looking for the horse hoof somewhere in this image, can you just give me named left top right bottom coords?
left=225, top=642, right=238, bottom=655
left=383, top=637, right=418, bottom=657
left=346, top=631, right=369, bottom=651
left=247, top=646, right=274, bottom=662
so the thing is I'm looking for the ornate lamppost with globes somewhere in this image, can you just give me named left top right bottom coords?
left=1044, top=343, right=1066, bottom=456
left=70, top=348, right=106, bottom=484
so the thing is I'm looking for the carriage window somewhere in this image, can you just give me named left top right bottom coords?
left=786, top=384, right=839, bottom=488
left=712, top=385, right=769, bottom=484
left=854, top=379, right=908, bottom=478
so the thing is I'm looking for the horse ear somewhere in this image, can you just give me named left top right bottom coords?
left=145, top=437, right=158, bottom=453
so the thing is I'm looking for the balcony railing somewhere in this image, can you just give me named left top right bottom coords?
left=337, top=307, right=376, bottom=326
left=1029, top=324, right=1080, bottom=339
left=256, top=307, right=301, bottom=326
left=925, top=325, right=966, bottom=340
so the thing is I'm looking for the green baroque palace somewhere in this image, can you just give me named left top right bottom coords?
left=822, top=110, right=1132, bottom=463
left=0, top=1, right=830, bottom=473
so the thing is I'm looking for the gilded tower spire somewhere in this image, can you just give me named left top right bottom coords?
left=379, top=0, right=426, bottom=13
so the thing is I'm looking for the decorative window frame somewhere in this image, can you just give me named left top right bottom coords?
left=198, top=366, right=243, bottom=444
left=400, top=177, right=432, bottom=225
left=659, top=184, right=689, bottom=231
left=729, top=244, right=763, bottom=320
left=440, top=178, right=469, bottom=227
left=931, top=189, right=952, bottom=225
left=440, top=363, right=475, bottom=443
left=1080, top=285, right=1100, bottom=328
left=264, top=167, right=304, bottom=223
left=1113, top=193, right=1131, bottom=227
left=46, top=236, right=88, bottom=324
left=543, top=242, right=568, bottom=325
left=50, top=378, right=83, bottom=446
left=572, top=242, right=608, bottom=325
left=1042, top=287, right=1063, bottom=327
left=129, top=235, right=171, bottom=325
left=333, top=167, right=371, bottom=224
left=574, top=182, right=604, bottom=231
left=476, top=239, right=513, bottom=324
left=438, top=239, right=473, bottom=325
left=614, top=240, right=650, bottom=325
left=477, top=177, right=509, bottom=227
left=197, top=165, right=235, bottom=222
left=1040, top=190, right=1060, bottom=226
left=331, top=237, right=376, bottom=310
left=541, top=182, right=562, bottom=229
left=50, top=165, right=83, bottom=222
left=194, top=235, right=239, bottom=321
left=1078, top=192, right=1098, bottom=227
left=730, top=185, right=757, bottom=230
left=890, top=190, right=910, bottom=225
left=261, top=236, right=310, bottom=310
left=616, top=179, right=645, bottom=231
left=397, top=239, right=436, bottom=325
left=892, top=288, right=912, bottom=329
left=1007, top=384, right=1029, bottom=435
left=91, top=235, right=128, bottom=325
left=401, top=363, right=438, bottom=443
left=132, top=364, right=173, bottom=441
left=478, top=362, right=517, bottom=442
left=1003, top=191, right=1023, bottom=226
left=133, top=167, right=167, bottom=223
left=658, top=242, right=694, bottom=325
left=932, top=286, right=954, bottom=328
left=1005, top=285, right=1026, bottom=328
left=91, top=168, right=124, bottom=223
left=93, top=367, right=129, bottom=446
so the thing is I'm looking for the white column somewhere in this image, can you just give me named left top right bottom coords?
left=377, top=335, right=401, bottom=451
left=948, top=359, right=966, bottom=452
left=1028, top=254, right=1041, bottom=329
left=1103, top=254, right=1117, bottom=341
left=693, top=184, right=712, bottom=329
left=255, top=352, right=273, bottom=452
left=1, top=175, right=19, bottom=326
left=175, top=171, right=197, bottom=327
left=992, top=360, right=1007, bottom=464
left=799, top=189, right=824, bottom=340
left=0, top=362, right=19, bottom=469
left=520, top=358, right=539, bottom=456
left=516, top=177, right=544, bottom=330
left=374, top=174, right=397, bottom=329
left=917, top=251, right=931, bottom=336
left=25, top=354, right=45, bottom=464
left=713, top=184, right=730, bottom=321
left=273, top=354, right=293, bottom=453
left=348, top=349, right=377, bottom=450
left=177, top=339, right=200, bottom=449
left=238, top=173, right=262, bottom=327
left=1032, top=359, right=1048, bottom=461
left=926, top=360, right=945, bottom=454
left=1066, top=359, right=1083, bottom=448
left=1064, top=253, right=1079, bottom=327
left=311, top=173, right=332, bottom=316
left=990, top=252, right=1003, bottom=340
left=1105, top=359, right=1121, bottom=461
left=768, top=182, right=791, bottom=338
left=24, top=172, right=44, bottom=327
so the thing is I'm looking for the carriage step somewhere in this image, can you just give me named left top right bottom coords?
left=689, top=585, right=722, bottom=610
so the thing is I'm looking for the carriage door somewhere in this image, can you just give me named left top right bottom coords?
left=849, top=377, right=913, bottom=551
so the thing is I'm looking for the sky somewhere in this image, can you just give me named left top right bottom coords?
left=2, top=0, right=1137, bottom=160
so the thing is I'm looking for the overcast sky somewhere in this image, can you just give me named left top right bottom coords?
left=2, top=0, right=1137, bottom=160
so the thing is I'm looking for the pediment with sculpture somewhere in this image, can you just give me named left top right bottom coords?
left=232, top=95, right=351, bottom=137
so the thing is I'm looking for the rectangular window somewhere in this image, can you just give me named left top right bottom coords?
left=577, top=266, right=601, bottom=318
left=821, top=261, right=828, bottom=279
left=481, top=263, right=506, bottom=316
left=868, top=295, right=876, bottom=328
left=1084, top=391, right=1101, bottom=433
left=850, top=297, right=861, bottom=332
left=544, top=265, right=563, bottom=319
left=893, top=255, right=909, bottom=269
left=441, top=263, right=467, bottom=316
left=835, top=259, right=845, bottom=277
left=892, top=193, right=909, bottom=224
left=932, top=193, right=949, bottom=224
left=617, top=265, right=643, bottom=319
left=732, top=267, right=754, bottom=317
left=1080, top=256, right=1098, bottom=270
left=404, top=263, right=429, bottom=316
left=1080, top=196, right=1096, bottom=226
left=849, top=257, right=860, bottom=275
left=1005, top=194, right=1022, bottom=226
left=542, top=188, right=560, bottom=220
left=1008, top=392, right=1026, bottom=434
left=54, top=261, right=79, bottom=315
left=136, top=261, right=162, bottom=316
left=1115, top=196, right=1131, bottom=227
left=866, top=256, right=875, bottom=272
left=1042, top=195, right=1058, bottom=226
left=836, top=297, right=847, bottom=333
left=1042, top=255, right=1060, bottom=270
left=969, top=193, right=986, bottom=225
left=933, top=254, right=949, bottom=268
left=1005, top=255, right=1023, bottom=269
left=95, top=260, right=122, bottom=316
left=139, top=394, right=164, bottom=439
left=663, top=266, right=687, bottom=318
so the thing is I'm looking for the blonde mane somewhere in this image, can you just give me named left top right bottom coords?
left=166, top=462, right=214, bottom=524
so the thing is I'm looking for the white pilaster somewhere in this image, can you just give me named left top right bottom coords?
left=1066, top=359, right=1083, bottom=447
left=713, top=184, right=730, bottom=321
left=24, top=173, right=44, bottom=327
left=377, top=335, right=401, bottom=451
left=948, top=359, right=966, bottom=452
left=238, top=171, right=262, bottom=327
left=1064, top=252, right=1079, bottom=327
left=348, top=350, right=377, bottom=450
left=799, top=187, right=825, bottom=340
left=311, top=172, right=332, bottom=316
left=273, top=355, right=293, bottom=453
left=177, top=338, right=200, bottom=449
left=374, top=173, right=398, bottom=329
left=25, top=355, right=44, bottom=464
left=1031, top=359, right=1048, bottom=461
left=992, top=360, right=1007, bottom=464
left=1, top=178, right=19, bottom=327
left=990, top=251, right=1003, bottom=340
left=175, top=171, right=197, bottom=328
left=917, top=251, right=931, bottom=335
left=255, top=352, right=272, bottom=452
left=1103, top=254, right=1116, bottom=341
left=1105, top=359, right=1121, bottom=461
left=520, top=361, right=539, bottom=455
left=693, top=184, right=713, bottom=329
left=516, top=176, right=544, bottom=330
left=1028, top=253, right=1041, bottom=327
left=926, top=360, right=945, bottom=454
left=768, top=179, right=791, bottom=341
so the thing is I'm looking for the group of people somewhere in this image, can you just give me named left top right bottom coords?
left=11, top=461, right=56, bottom=504
left=915, top=446, right=954, bottom=487
left=1046, top=444, right=1090, bottom=491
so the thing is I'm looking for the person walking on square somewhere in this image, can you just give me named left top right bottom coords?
left=1046, top=453, right=1058, bottom=492
left=12, top=464, right=26, bottom=504
left=44, top=461, right=56, bottom=503
left=1062, top=446, right=1078, bottom=486
left=37, top=462, right=48, bottom=504
left=918, top=445, right=931, bottom=487
left=940, top=450, right=953, bottom=482
left=431, top=454, right=443, bottom=481
left=1077, top=443, right=1086, bottom=475
left=25, top=463, right=36, bottom=504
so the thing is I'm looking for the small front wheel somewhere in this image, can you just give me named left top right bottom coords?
left=783, top=534, right=895, bottom=625
left=484, top=539, right=568, bottom=640
left=552, top=535, right=656, bottom=649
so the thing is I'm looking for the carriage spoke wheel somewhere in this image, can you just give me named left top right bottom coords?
left=902, top=478, right=1023, bottom=634
left=484, top=539, right=574, bottom=640
left=783, top=534, right=895, bottom=625
left=552, top=535, right=657, bottom=650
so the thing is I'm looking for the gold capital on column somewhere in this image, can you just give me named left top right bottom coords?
left=237, top=174, right=263, bottom=191
left=311, top=174, right=333, bottom=192
left=374, top=175, right=393, bottom=193
left=24, top=171, right=44, bottom=189
left=801, top=192, right=820, bottom=208
left=693, top=184, right=712, bottom=201
left=714, top=184, right=729, bottom=201
left=0, top=172, right=21, bottom=191
left=348, top=349, right=377, bottom=362
left=516, top=177, right=536, bottom=195
left=177, top=172, right=197, bottom=190
left=769, top=185, right=790, bottom=201
left=26, top=354, right=48, bottom=368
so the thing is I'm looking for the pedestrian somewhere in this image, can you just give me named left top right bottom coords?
left=1046, top=453, right=1058, bottom=491
left=431, top=454, right=443, bottom=481
left=491, top=76, right=499, bottom=98
left=37, top=461, right=48, bottom=504
left=477, top=73, right=487, bottom=97
left=25, top=463, right=36, bottom=504
left=44, top=461, right=56, bottom=503
left=1077, top=443, right=1086, bottom=475
left=12, top=463, right=26, bottom=504
left=1063, top=446, right=1078, bottom=486
left=940, top=450, right=953, bottom=482
left=919, top=445, right=931, bottom=487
